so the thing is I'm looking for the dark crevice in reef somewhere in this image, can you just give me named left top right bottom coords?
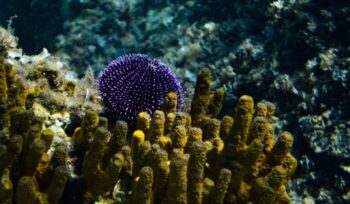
left=293, top=126, right=350, bottom=204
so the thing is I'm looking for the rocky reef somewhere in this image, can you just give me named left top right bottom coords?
left=0, top=27, right=297, bottom=203
left=0, top=0, right=349, bottom=202
left=53, top=1, right=349, bottom=202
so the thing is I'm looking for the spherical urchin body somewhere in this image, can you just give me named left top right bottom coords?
left=98, top=54, right=183, bottom=122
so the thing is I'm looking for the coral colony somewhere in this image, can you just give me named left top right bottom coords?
left=75, top=66, right=297, bottom=203
left=98, top=54, right=184, bottom=122
left=2, top=1, right=349, bottom=202
left=0, top=28, right=296, bottom=204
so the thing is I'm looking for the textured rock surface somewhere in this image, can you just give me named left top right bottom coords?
left=0, top=0, right=349, bottom=202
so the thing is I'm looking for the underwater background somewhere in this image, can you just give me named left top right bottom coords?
left=0, top=0, right=349, bottom=203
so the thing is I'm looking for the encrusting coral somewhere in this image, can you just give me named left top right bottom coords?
left=0, top=27, right=297, bottom=203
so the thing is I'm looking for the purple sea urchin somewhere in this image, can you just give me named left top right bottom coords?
left=98, top=54, right=183, bottom=122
